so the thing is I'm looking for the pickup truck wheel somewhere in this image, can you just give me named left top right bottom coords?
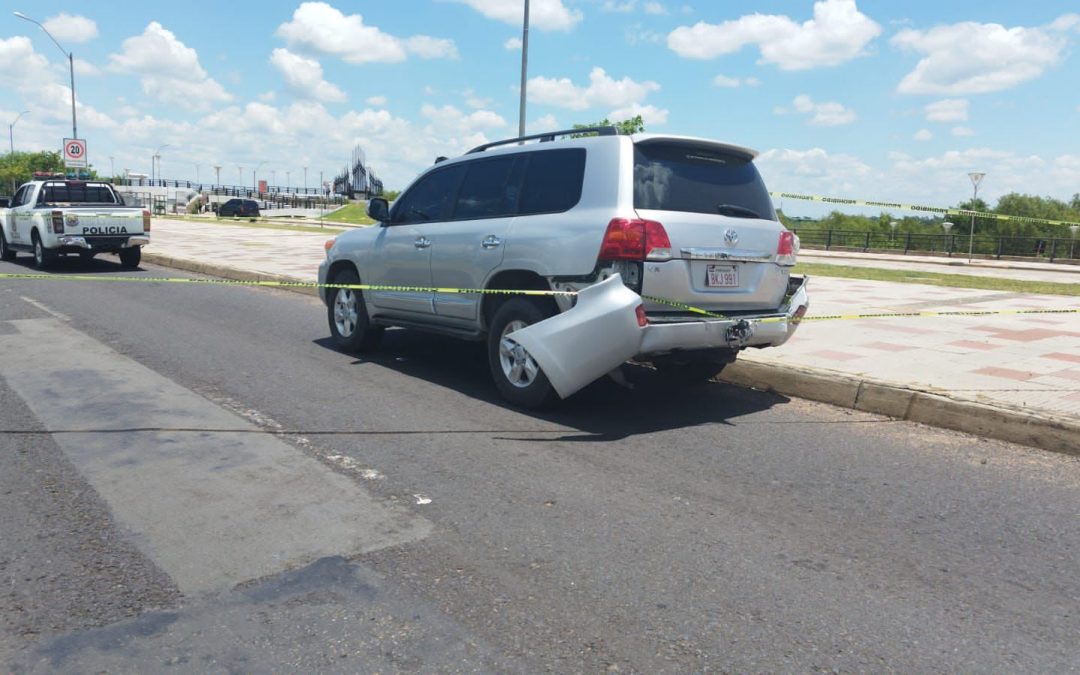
left=487, top=298, right=558, bottom=409
left=32, top=232, right=55, bottom=270
left=118, top=246, right=141, bottom=269
left=0, top=231, right=15, bottom=261
left=327, top=268, right=383, bottom=353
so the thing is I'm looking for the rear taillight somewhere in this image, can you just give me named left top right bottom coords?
left=142, top=210, right=151, bottom=232
left=51, top=210, right=64, bottom=234
left=598, top=218, right=671, bottom=261
left=635, top=304, right=648, bottom=327
left=776, top=230, right=798, bottom=266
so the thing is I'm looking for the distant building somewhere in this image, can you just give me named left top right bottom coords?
left=332, top=145, right=383, bottom=199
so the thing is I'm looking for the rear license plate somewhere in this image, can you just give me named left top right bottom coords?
left=705, top=264, right=739, bottom=288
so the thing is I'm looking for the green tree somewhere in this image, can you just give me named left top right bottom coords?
left=570, top=115, right=645, bottom=137
left=1, top=150, right=65, bottom=193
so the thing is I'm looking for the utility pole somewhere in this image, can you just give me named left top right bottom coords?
left=15, top=12, right=76, bottom=141
left=967, top=172, right=985, bottom=262
left=213, top=164, right=221, bottom=186
left=9, top=110, right=30, bottom=154
left=518, top=0, right=530, bottom=138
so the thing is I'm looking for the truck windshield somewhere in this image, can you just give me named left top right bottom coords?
left=39, top=183, right=120, bottom=206
left=633, top=143, right=777, bottom=221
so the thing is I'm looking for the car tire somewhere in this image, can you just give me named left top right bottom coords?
left=487, top=298, right=558, bottom=409
left=327, top=268, right=383, bottom=353
left=0, top=230, right=15, bottom=261
left=32, top=232, right=55, bottom=270
left=651, top=350, right=736, bottom=385
left=119, top=246, right=141, bottom=269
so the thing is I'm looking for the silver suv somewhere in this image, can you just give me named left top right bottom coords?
left=319, top=127, right=808, bottom=407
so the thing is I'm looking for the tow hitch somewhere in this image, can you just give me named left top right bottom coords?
left=724, top=319, right=754, bottom=349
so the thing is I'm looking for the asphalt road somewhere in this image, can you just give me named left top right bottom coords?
left=1, top=255, right=1079, bottom=673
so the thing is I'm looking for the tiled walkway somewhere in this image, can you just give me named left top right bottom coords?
left=148, top=218, right=1080, bottom=421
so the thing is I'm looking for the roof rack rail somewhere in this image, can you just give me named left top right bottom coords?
left=466, top=125, right=619, bottom=154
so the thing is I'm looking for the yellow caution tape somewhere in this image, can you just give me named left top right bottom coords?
left=770, top=191, right=1080, bottom=228
left=2, top=272, right=1076, bottom=325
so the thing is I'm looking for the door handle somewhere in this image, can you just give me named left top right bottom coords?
left=481, top=235, right=502, bottom=249
left=414, top=236, right=431, bottom=249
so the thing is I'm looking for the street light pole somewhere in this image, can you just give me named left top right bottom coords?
left=9, top=110, right=30, bottom=154
left=303, top=166, right=308, bottom=193
left=14, top=12, right=76, bottom=140
left=213, top=164, right=222, bottom=187
left=967, top=172, right=985, bottom=263
left=152, top=144, right=169, bottom=185
left=518, top=0, right=530, bottom=138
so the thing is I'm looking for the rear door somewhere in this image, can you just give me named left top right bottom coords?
left=633, top=140, right=789, bottom=312
left=364, top=163, right=465, bottom=317
left=430, top=154, right=524, bottom=321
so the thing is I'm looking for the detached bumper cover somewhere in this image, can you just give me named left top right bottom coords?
left=639, top=276, right=809, bottom=354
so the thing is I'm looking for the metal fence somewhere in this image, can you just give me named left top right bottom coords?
left=791, top=229, right=1080, bottom=263
left=115, top=177, right=327, bottom=196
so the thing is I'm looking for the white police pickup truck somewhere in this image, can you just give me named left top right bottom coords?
left=0, top=176, right=150, bottom=269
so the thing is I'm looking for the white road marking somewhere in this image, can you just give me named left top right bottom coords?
left=0, top=318, right=431, bottom=595
left=19, top=296, right=71, bottom=322
left=414, top=494, right=432, bottom=505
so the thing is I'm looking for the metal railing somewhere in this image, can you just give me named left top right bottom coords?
left=113, top=177, right=330, bottom=196
left=791, top=229, right=1080, bottom=263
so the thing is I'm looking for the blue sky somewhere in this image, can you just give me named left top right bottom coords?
left=2, top=0, right=1078, bottom=216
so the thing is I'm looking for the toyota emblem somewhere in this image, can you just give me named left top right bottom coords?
left=723, top=228, right=739, bottom=246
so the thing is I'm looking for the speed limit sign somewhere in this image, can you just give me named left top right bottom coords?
left=63, top=138, right=87, bottom=168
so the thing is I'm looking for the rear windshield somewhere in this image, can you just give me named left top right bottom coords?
left=633, top=143, right=776, bottom=221
left=39, top=183, right=120, bottom=206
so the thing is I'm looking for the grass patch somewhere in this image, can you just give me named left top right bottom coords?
left=320, top=203, right=376, bottom=226
left=793, top=262, right=1080, bottom=297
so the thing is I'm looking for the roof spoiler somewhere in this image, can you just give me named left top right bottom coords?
left=466, top=126, right=618, bottom=154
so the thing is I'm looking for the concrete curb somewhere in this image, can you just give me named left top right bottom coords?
left=141, top=253, right=319, bottom=298
left=719, top=361, right=1080, bottom=457
left=142, top=252, right=1078, bottom=456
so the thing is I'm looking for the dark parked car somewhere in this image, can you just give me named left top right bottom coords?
left=217, top=198, right=260, bottom=218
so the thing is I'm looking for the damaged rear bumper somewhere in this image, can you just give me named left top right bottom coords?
left=640, top=275, right=809, bottom=354
left=509, top=275, right=809, bottom=400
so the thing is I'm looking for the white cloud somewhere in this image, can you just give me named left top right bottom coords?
left=667, top=0, right=881, bottom=70
left=452, top=0, right=582, bottom=31
left=786, top=94, right=857, bottom=126
left=924, top=98, right=968, bottom=122
left=42, top=13, right=99, bottom=44
left=892, top=15, right=1077, bottom=95
left=527, top=113, right=560, bottom=133
left=624, top=24, right=665, bottom=46
left=366, top=95, right=387, bottom=106
left=108, top=22, right=231, bottom=111
left=756, top=147, right=878, bottom=202
left=270, top=48, right=346, bottom=103
left=528, top=67, right=660, bottom=111
left=505, top=37, right=522, bottom=50
left=258, top=91, right=277, bottom=102
left=914, top=129, right=933, bottom=141
left=603, top=0, right=636, bottom=12
left=276, top=2, right=457, bottom=64
left=951, top=126, right=974, bottom=137
left=609, top=103, right=669, bottom=126
left=713, top=74, right=759, bottom=88
left=644, top=2, right=668, bottom=15
left=462, top=89, right=493, bottom=109
left=73, top=58, right=101, bottom=77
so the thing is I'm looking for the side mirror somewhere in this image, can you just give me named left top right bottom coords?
left=0, top=198, right=10, bottom=208
left=366, top=197, right=390, bottom=223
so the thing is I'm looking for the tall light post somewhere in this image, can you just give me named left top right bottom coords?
left=286, top=170, right=291, bottom=190
left=967, top=172, right=985, bottom=262
left=942, top=220, right=954, bottom=256
left=194, top=164, right=200, bottom=184
left=15, top=12, right=77, bottom=141
left=9, top=110, right=30, bottom=154
left=152, top=143, right=169, bottom=184
left=303, top=166, right=308, bottom=193
left=518, top=0, right=530, bottom=137
left=271, top=169, right=276, bottom=187
left=213, top=164, right=222, bottom=187
left=108, top=155, right=114, bottom=179
left=253, top=160, right=265, bottom=193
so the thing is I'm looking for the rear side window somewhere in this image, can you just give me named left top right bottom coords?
left=518, top=149, right=586, bottom=216
left=39, top=183, right=119, bottom=205
left=452, top=155, right=522, bottom=220
left=393, top=164, right=465, bottom=224
left=634, top=143, right=776, bottom=221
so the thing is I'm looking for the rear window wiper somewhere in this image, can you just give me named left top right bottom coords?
left=716, top=203, right=762, bottom=219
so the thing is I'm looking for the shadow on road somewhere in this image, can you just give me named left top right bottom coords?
left=315, top=327, right=790, bottom=442
left=6, top=253, right=141, bottom=275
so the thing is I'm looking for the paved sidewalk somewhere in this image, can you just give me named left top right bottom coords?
left=144, top=218, right=1080, bottom=431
